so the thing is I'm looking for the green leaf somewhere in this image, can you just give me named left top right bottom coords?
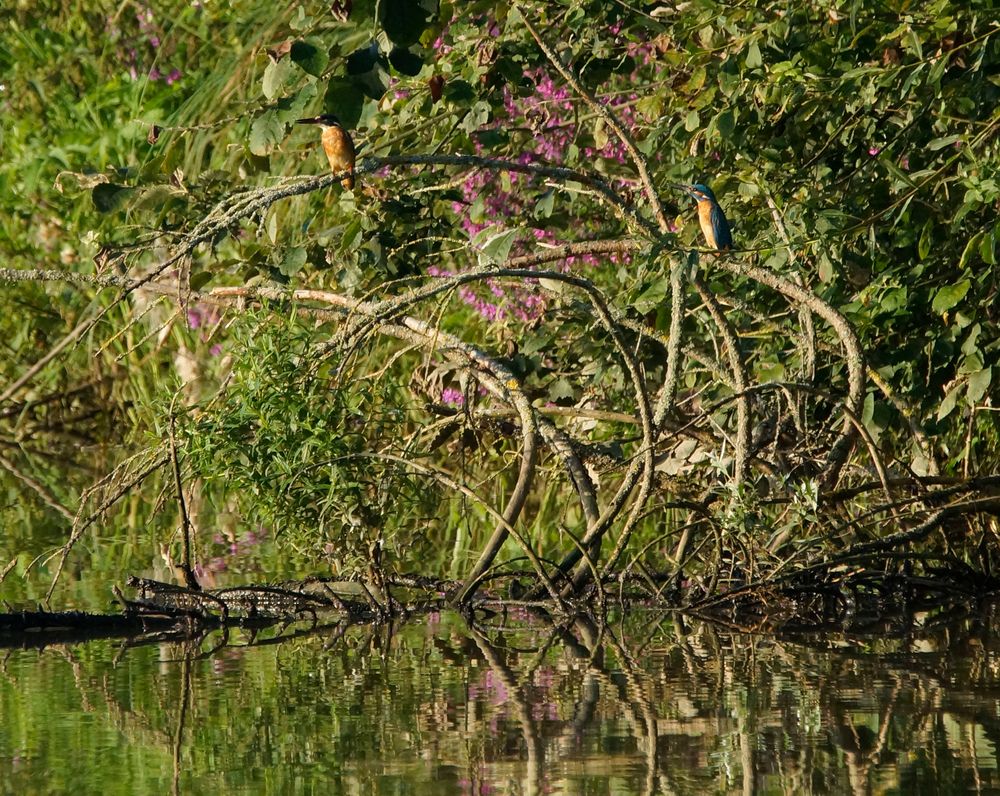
left=379, top=0, right=435, bottom=47
left=388, top=47, right=424, bottom=76
left=132, top=184, right=186, bottom=212
left=715, top=109, right=735, bottom=140
left=347, top=41, right=381, bottom=74
left=290, top=39, right=329, bottom=77
left=263, top=57, right=294, bottom=100
left=937, top=383, right=961, bottom=421
left=278, top=246, right=308, bottom=277
left=547, top=377, right=575, bottom=401
left=274, top=83, right=318, bottom=125
left=917, top=219, right=933, bottom=260
left=593, top=119, right=608, bottom=150
left=931, top=279, right=970, bottom=314
left=474, top=226, right=520, bottom=267
left=959, top=231, right=985, bottom=269
left=745, top=41, right=762, bottom=69
left=190, top=271, right=213, bottom=291
left=817, top=252, right=834, bottom=283
left=92, top=183, right=135, bottom=213
left=461, top=101, right=491, bottom=132
left=533, top=190, right=555, bottom=219
left=928, top=134, right=962, bottom=151
left=249, top=112, right=286, bottom=156
left=345, top=43, right=390, bottom=99
left=265, top=211, right=278, bottom=244
left=636, top=93, right=663, bottom=121
left=443, top=79, right=474, bottom=103
left=982, top=230, right=997, bottom=265
left=967, top=367, right=992, bottom=404
left=323, top=78, right=366, bottom=128
left=684, top=110, right=700, bottom=132
left=631, top=279, right=668, bottom=314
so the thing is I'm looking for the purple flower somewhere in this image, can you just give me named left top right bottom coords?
left=868, top=146, right=881, bottom=156
left=166, top=68, right=182, bottom=85
left=441, top=388, right=464, bottom=407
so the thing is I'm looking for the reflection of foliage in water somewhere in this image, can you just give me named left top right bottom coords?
left=2, top=611, right=1000, bottom=793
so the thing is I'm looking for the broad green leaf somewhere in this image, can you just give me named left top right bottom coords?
left=249, top=112, right=286, bottom=156
left=278, top=246, right=308, bottom=277
left=388, top=47, right=423, bottom=76
left=265, top=211, right=278, bottom=244
left=190, top=271, right=213, bottom=291
left=547, top=377, right=575, bottom=401
left=958, top=231, right=985, bottom=269
left=474, top=227, right=520, bottom=267
left=92, top=183, right=135, bottom=213
left=263, top=57, right=294, bottom=100
left=131, top=184, right=187, bottom=211
left=274, top=83, right=318, bottom=125
left=715, top=109, right=735, bottom=139
left=534, top=190, right=555, bottom=219
left=982, top=231, right=996, bottom=265
left=817, top=252, right=834, bottom=283
left=379, top=0, right=435, bottom=47
left=937, top=383, right=961, bottom=421
left=632, top=279, right=668, bottom=314
left=290, top=39, right=328, bottom=77
left=931, top=279, right=970, bottom=314
left=967, top=367, right=992, bottom=404
left=323, top=78, right=366, bottom=128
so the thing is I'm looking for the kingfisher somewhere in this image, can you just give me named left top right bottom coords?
left=677, top=183, right=732, bottom=253
left=297, top=114, right=356, bottom=190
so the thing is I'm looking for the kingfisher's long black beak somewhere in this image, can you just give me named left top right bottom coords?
left=296, top=117, right=323, bottom=125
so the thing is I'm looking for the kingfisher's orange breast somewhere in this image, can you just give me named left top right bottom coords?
left=697, top=201, right=717, bottom=250
left=321, top=125, right=356, bottom=189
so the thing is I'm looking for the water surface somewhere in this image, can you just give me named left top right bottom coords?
left=2, top=609, right=998, bottom=794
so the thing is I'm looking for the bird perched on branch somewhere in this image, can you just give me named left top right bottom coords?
left=297, top=114, right=356, bottom=190
left=677, top=183, right=732, bottom=253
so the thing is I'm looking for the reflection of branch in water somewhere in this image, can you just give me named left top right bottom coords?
left=605, top=631, right=661, bottom=796
left=465, top=619, right=544, bottom=796
left=171, top=655, right=192, bottom=796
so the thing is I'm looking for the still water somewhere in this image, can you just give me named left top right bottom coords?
left=2, top=609, right=998, bottom=795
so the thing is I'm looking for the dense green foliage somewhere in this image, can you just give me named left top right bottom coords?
left=181, top=313, right=443, bottom=566
left=1, top=0, right=999, bottom=591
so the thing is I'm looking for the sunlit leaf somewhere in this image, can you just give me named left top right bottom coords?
left=277, top=246, right=308, bottom=277
left=967, top=367, right=992, bottom=404
left=249, top=112, right=286, bottom=156
left=473, top=226, right=520, bottom=267
left=931, top=279, right=970, bottom=314
left=263, top=57, right=294, bottom=100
